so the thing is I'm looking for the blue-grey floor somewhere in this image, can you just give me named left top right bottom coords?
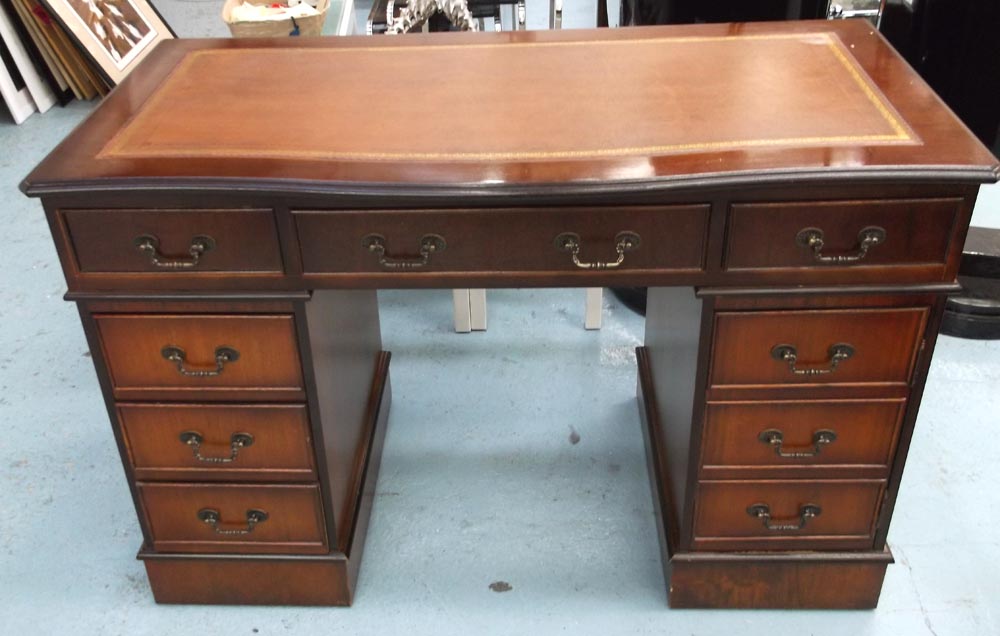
left=2, top=4, right=1000, bottom=635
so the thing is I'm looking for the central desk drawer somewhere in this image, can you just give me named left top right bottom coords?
left=94, top=314, right=304, bottom=400
left=709, top=307, right=928, bottom=389
left=293, top=206, right=709, bottom=274
left=119, top=404, right=315, bottom=482
left=138, top=483, right=327, bottom=554
left=693, top=480, right=884, bottom=551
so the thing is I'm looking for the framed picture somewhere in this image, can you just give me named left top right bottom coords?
left=39, top=0, right=174, bottom=85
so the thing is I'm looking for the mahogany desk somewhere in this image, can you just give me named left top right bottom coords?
left=21, top=21, right=999, bottom=609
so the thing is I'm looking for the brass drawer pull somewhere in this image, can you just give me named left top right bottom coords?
left=770, top=343, right=854, bottom=376
left=197, top=508, right=268, bottom=535
left=758, top=429, right=837, bottom=458
left=179, top=431, right=254, bottom=463
left=161, top=345, right=240, bottom=377
left=134, top=234, right=216, bottom=269
left=361, top=233, right=446, bottom=269
left=554, top=231, right=641, bottom=270
left=746, top=503, right=821, bottom=531
left=795, top=226, right=886, bottom=264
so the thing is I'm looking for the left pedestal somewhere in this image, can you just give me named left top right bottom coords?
left=75, top=290, right=390, bottom=605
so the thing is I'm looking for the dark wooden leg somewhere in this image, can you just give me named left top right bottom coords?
left=597, top=0, right=610, bottom=27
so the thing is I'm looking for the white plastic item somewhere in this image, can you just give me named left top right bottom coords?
left=0, top=4, right=53, bottom=120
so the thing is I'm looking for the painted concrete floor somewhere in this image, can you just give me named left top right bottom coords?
left=3, top=6, right=1000, bottom=635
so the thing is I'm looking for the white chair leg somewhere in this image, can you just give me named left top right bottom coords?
left=469, top=289, right=488, bottom=331
left=453, top=289, right=472, bottom=333
left=585, top=287, right=603, bottom=330
left=453, top=289, right=488, bottom=332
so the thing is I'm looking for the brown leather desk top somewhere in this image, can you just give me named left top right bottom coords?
left=21, top=21, right=999, bottom=196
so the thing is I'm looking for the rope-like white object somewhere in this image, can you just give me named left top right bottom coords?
left=385, top=0, right=479, bottom=34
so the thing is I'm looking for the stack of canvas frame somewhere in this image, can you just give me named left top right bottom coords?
left=0, top=0, right=173, bottom=123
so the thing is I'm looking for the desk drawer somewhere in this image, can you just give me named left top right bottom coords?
left=709, top=308, right=928, bottom=388
left=700, top=400, right=905, bottom=477
left=94, top=314, right=304, bottom=399
left=139, top=483, right=328, bottom=554
left=693, top=480, right=884, bottom=551
left=293, top=206, right=709, bottom=274
left=119, top=404, right=315, bottom=482
left=61, top=209, right=283, bottom=274
left=724, top=198, right=960, bottom=276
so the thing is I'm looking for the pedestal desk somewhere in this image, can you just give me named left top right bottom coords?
left=20, top=21, right=999, bottom=609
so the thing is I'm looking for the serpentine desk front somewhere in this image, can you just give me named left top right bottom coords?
left=21, top=21, right=999, bottom=609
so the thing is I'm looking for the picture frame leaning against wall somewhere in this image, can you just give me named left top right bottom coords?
left=39, top=0, right=174, bottom=86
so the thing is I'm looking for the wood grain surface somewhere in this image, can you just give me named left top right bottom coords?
left=138, top=482, right=328, bottom=554
left=699, top=399, right=905, bottom=478
left=708, top=307, right=928, bottom=388
left=21, top=21, right=999, bottom=194
left=62, top=208, right=283, bottom=273
left=118, top=403, right=316, bottom=482
left=94, top=314, right=305, bottom=399
left=692, top=478, right=884, bottom=550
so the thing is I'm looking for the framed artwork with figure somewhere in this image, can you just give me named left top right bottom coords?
left=40, top=0, right=174, bottom=85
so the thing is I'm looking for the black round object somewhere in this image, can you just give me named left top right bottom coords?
left=610, top=287, right=647, bottom=316
left=941, top=276, right=1000, bottom=340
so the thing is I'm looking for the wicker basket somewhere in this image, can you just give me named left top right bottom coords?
left=223, top=0, right=330, bottom=37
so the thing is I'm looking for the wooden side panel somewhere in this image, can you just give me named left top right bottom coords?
left=874, top=296, right=949, bottom=548
left=344, top=354, right=392, bottom=590
left=641, top=288, right=706, bottom=552
left=303, top=290, right=384, bottom=550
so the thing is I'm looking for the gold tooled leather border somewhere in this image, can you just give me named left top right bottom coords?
left=100, top=32, right=915, bottom=162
